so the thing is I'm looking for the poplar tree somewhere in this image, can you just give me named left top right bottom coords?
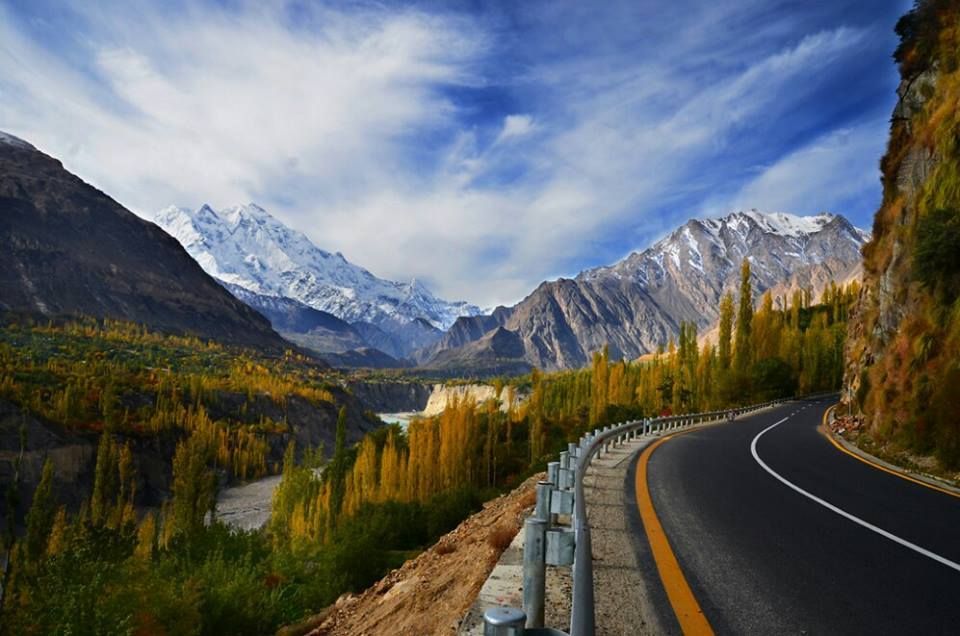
left=329, top=406, right=348, bottom=515
left=733, top=259, right=754, bottom=377
left=170, top=436, right=216, bottom=537
left=24, top=458, right=56, bottom=562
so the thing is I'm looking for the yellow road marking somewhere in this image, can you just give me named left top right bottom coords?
left=636, top=433, right=715, bottom=635
left=821, top=404, right=960, bottom=500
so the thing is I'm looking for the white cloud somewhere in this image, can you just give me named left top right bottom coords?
left=495, top=114, right=536, bottom=143
left=0, top=2, right=891, bottom=308
left=709, top=119, right=887, bottom=221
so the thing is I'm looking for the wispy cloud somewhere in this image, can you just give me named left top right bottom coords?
left=0, top=1, right=907, bottom=307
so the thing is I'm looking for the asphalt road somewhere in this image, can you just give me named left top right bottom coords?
left=632, top=397, right=960, bottom=635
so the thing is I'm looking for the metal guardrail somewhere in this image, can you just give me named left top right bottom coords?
left=482, top=397, right=801, bottom=636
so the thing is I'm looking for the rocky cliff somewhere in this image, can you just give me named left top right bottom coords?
left=422, top=382, right=523, bottom=417
left=344, top=381, right=433, bottom=413
left=843, top=0, right=960, bottom=467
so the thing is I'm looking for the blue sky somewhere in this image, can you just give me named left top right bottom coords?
left=0, top=0, right=912, bottom=307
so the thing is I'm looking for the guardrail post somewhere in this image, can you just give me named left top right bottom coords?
left=484, top=606, right=526, bottom=636
left=523, top=516, right=547, bottom=628
left=547, top=461, right=559, bottom=486
left=535, top=481, right=553, bottom=524
left=570, top=522, right=594, bottom=635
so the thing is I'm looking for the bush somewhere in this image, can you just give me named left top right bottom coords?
left=914, top=208, right=960, bottom=300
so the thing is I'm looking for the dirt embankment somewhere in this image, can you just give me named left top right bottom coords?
left=283, top=474, right=541, bottom=636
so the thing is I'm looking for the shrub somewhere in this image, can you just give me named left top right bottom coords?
left=487, top=525, right=516, bottom=552
left=914, top=208, right=960, bottom=300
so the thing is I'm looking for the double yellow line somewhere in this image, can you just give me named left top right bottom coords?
left=635, top=432, right=715, bottom=635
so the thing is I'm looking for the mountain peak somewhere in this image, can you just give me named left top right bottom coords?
left=154, top=203, right=482, bottom=330
left=719, top=209, right=840, bottom=238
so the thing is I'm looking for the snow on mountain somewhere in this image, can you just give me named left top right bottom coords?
left=154, top=203, right=481, bottom=330
left=580, top=209, right=869, bottom=289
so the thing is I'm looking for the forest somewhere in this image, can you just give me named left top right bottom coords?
left=0, top=262, right=857, bottom=634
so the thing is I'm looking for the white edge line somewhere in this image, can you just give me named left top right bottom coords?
left=750, top=417, right=960, bottom=574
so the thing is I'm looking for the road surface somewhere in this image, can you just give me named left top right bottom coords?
left=631, top=397, right=960, bottom=634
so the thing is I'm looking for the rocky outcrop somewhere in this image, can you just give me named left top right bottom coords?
left=0, top=132, right=286, bottom=351
left=422, top=382, right=523, bottom=417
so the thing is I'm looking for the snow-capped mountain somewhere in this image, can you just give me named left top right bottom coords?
left=154, top=203, right=481, bottom=331
left=420, top=209, right=869, bottom=372
left=581, top=209, right=868, bottom=290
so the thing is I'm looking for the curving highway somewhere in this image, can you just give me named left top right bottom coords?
left=628, top=397, right=960, bottom=635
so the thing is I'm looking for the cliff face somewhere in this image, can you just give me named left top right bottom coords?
left=844, top=1, right=960, bottom=467
left=421, top=383, right=523, bottom=417
left=344, top=381, right=433, bottom=413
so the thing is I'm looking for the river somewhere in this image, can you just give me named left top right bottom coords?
left=215, top=412, right=420, bottom=530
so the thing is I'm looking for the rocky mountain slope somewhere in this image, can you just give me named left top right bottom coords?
left=219, top=281, right=368, bottom=352
left=0, top=132, right=284, bottom=350
left=843, top=0, right=960, bottom=468
left=154, top=203, right=481, bottom=339
left=425, top=210, right=868, bottom=372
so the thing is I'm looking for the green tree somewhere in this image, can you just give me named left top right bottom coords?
left=718, top=293, right=733, bottom=370
left=90, top=434, right=118, bottom=525
left=170, top=436, right=216, bottom=537
left=24, top=458, right=56, bottom=562
left=329, top=406, right=349, bottom=516
left=733, top=259, right=754, bottom=378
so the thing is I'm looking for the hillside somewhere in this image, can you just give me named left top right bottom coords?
left=843, top=0, right=960, bottom=468
left=290, top=475, right=539, bottom=636
left=0, top=319, right=377, bottom=529
left=0, top=133, right=285, bottom=351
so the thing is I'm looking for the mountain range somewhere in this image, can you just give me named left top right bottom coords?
left=153, top=204, right=481, bottom=350
left=0, top=129, right=867, bottom=374
left=415, top=210, right=868, bottom=373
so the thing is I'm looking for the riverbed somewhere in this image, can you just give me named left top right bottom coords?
left=215, top=474, right=283, bottom=531
left=215, top=412, right=421, bottom=530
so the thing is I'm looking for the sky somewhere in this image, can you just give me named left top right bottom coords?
left=0, top=0, right=913, bottom=308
